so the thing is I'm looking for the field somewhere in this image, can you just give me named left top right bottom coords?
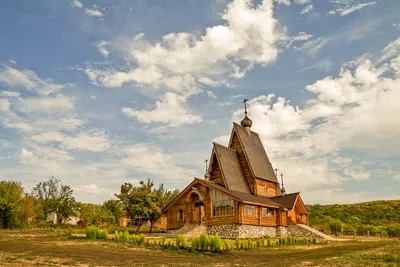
left=0, top=230, right=399, bottom=267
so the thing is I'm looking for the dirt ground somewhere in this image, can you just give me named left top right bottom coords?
left=0, top=230, right=399, bottom=266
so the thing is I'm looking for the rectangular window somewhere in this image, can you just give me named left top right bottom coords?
left=212, top=191, right=234, bottom=217
left=244, top=205, right=256, bottom=215
left=262, top=207, right=274, bottom=217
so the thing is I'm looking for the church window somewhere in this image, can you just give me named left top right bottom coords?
left=244, top=205, right=256, bottom=215
left=178, top=209, right=184, bottom=221
left=262, top=207, right=274, bottom=217
left=212, top=190, right=234, bottom=216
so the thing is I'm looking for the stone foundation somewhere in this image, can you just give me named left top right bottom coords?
left=207, top=224, right=287, bottom=238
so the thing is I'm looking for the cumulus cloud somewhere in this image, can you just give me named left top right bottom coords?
left=85, top=8, right=105, bottom=17
left=85, top=0, right=281, bottom=127
left=218, top=38, right=400, bottom=202
left=122, top=92, right=202, bottom=127
left=71, top=0, right=82, bottom=8
left=60, top=130, right=111, bottom=152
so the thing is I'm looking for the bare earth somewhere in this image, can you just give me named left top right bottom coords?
left=0, top=230, right=399, bottom=267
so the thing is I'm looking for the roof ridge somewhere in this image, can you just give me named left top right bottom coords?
left=212, top=142, right=237, bottom=152
left=270, top=192, right=300, bottom=198
left=232, top=122, right=259, bottom=135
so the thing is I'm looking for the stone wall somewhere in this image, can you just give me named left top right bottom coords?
left=207, top=224, right=286, bottom=238
left=287, top=224, right=326, bottom=238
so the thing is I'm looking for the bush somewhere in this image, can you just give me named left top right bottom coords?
left=161, top=237, right=166, bottom=246
left=267, top=237, right=272, bottom=247
left=209, top=235, right=223, bottom=253
left=235, top=238, right=242, bottom=249
left=114, top=230, right=119, bottom=241
left=223, top=240, right=231, bottom=251
left=199, top=234, right=209, bottom=251
left=118, top=231, right=124, bottom=240
left=98, top=229, right=108, bottom=240
left=191, top=237, right=200, bottom=250
left=256, top=239, right=261, bottom=248
left=85, top=226, right=99, bottom=239
left=312, top=238, right=317, bottom=244
left=176, top=235, right=186, bottom=248
left=123, top=231, right=130, bottom=241
left=138, top=234, right=146, bottom=246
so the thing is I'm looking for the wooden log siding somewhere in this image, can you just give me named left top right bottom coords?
left=209, top=154, right=225, bottom=186
left=230, top=133, right=255, bottom=194
left=239, top=203, right=280, bottom=227
left=255, top=179, right=278, bottom=197
left=166, top=197, right=188, bottom=230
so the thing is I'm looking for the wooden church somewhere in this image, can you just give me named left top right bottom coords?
left=162, top=103, right=308, bottom=237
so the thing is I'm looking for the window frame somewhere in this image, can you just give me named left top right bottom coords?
left=244, top=205, right=257, bottom=215
left=261, top=207, right=274, bottom=217
left=177, top=209, right=185, bottom=221
left=212, top=190, right=235, bottom=217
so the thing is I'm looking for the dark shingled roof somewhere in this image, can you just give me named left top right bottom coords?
left=195, top=178, right=285, bottom=209
left=269, top=192, right=300, bottom=210
left=213, top=142, right=250, bottom=193
left=231, top=123, right=278, bottom=184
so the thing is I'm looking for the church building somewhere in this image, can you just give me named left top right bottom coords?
left=162, top=103, right=309, bottom=238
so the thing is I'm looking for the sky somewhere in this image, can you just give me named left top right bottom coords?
left=0, top=0, right=399, bottom=205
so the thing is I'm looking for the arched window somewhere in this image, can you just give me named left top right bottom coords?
left=177, top=209, right=184, bottom=221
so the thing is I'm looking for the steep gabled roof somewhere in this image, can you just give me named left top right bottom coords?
left=212, top=142, right=250, bottom=193
left=229, top=123, right=278, bottom=184
left=195, top=178, right=285, bottom=209
left=270, top=192, right=307, bottom=212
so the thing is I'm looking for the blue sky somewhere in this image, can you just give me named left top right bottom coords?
left=0, top=0, right=399, bottom=204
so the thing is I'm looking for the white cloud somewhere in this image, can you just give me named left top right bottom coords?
left=16, top=95, right=74, bottom=113
left=31, top=132, right=65, bottom=143
left=60, top=130, right=111, bottom=152
left=300, top=5, right=313, bottom=14
left=122, top=92, right=203, bottom=127
left=85, top=8, right=105, bottom=17
left=329, top=1, right=376, bottom=16
left=71, top=0, right=82, bottom=8
left=85, top=0, right=281, bottom=127
left=121, top=144, right=194, bottom=182
left=94, top=41, right=110, bottom=58
left=283, top=31, right=313, bottom=48
left=218, top=39, right=400, bottom=196
left=275, top=0, right=290, bottom=5
left=0, top=65, right=65, bottom=96
left=0, top=99, right=10, bottom=111
left=294, top=0, right=310, bottom=4
left=0, top=90, right=20, bottom=98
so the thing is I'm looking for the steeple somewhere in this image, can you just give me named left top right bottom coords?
left=204, top=159, right=210, bottom=181
left=280, top=173, right=286, bottom=196
left=240, top=99, right=253, bottom=129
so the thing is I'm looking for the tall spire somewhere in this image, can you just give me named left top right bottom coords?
left=240, top=99, right=253, bottom=128
left=280, top=173, right=286, bottom=196
left=204, top=159, right=210, bottom=180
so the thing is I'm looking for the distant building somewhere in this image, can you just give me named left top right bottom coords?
left=46, top=209, right=80, bottom=225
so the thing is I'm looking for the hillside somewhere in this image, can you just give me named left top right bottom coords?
left=306, top=200, right=400, bottom=235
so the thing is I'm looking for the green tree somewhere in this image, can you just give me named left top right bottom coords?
left=32, top=177, right=77, bottom=225
left=79, top=203, right=102, bottom=225
left=0, top=180, right=28, bottom=229
left=102, top=199, right=122, bottom=225
left=115, top=179, right=158, bottom=233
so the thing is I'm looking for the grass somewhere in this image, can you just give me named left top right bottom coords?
left=0, top=229, right=399, bottom=266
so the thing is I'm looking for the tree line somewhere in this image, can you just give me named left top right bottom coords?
left=0, top=177, right=179, bottom=232
left=307, top=200, right=400, bottom=236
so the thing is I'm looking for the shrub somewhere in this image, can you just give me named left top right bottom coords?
left=223, top=240, right=231, bottom=251
left=247, top=240, right=252, bottom=249
left=199, top=234, right=209, bottom=251
left=312, top=238, right=317, bottom=244
left=267, top=238, right=272, bottom=247
left=123, top=231, right=130, bottom=241
left=98, top=229, right=108, bottom=240
left=176, top=235, right=186, bottom=248
left=235, top=238, right=242, bottom=250
left=85, top=225, right=99, bottom=239
left=138, top=234, right=146, bottom=246
left=209, top=235, right=223, bottom=253
left=118, top=231, right=124, bottom=240
left=114, top=230, right=119, bottom=241
left=256, top=239, right=261, bottom=248
left=161, top=237, right=166, bottom=246
left=191, top=237, right=200, bottom=250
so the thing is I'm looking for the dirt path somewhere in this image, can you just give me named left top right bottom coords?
left=0, top=230, right=395, bottom=266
